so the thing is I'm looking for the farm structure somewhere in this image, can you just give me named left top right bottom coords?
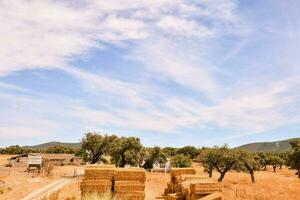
left=7, top=153, right=83, bottom=167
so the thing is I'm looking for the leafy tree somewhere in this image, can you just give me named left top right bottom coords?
left=110, top=137, right=144, bottom=167
left=288, top=139, right=300, bottom=178
left=162, top=147, right=178, bottom=157
left=236, top=150, right=260, bottom=183
left=5, top=145, right=25, bottom=154
left=0, top=148, right=7, bottom=154
left=257, top=152, right=270, bottom=170
left=143, top=146, right=166, bottom=170
left=177, top=146, right=200, bottom=159
left=171, top=154, right=191, bottom=168
left=268, top=155, right=284, bottom=172
left=199, top=146, right=238, bottom=182
left=46, top=145, right=75, bottom=154
left=197, top=148, right=218, bottom=177
left=81, top=132, right=118, bottom=164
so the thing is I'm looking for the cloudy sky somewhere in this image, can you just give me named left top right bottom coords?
left=0, top=0, right=299, bottom=147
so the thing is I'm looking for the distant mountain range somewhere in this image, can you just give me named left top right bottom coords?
left=236, top=138, right=299, bottom=152
left=23, top=141, right=81, bottom=150
left=23, top=138, right=299, bottom=152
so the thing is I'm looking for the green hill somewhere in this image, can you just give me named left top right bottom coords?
left=23, top=141, right=81, bottom=150
left=237, top=138, right=299, bottom=152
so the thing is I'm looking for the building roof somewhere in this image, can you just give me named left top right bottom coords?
left=8, top=153, right=76, bottom=161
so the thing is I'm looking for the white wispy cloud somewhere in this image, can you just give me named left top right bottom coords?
left=0, top=0, right=299, bottom=144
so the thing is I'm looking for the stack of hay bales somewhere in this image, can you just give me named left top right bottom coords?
left=180, top=179, right=222, bottom=200
left=164, top=168, right=196, bottom=194
left=163, top=168, right=222, bottom=200
left=80, top=165, right=115, bottom=195
left=114, top=168, right=146, bottom=200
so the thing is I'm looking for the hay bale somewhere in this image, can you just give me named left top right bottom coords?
left=84, top=168, right=115, bottom=180
left=176, top=175, right=209, bottom=184
left=198, top=192, right=222, bottom=200
left=114, top=169, right=146, bottom=182
left=167, top=193, right=185, bottom=200
left=189, top=180, right=222, bottom=195
left=115, top=191, right=145, bottom=200
left=80, top=180, right=112, bottom=193
left=170, top=168, right=196, bottom=177
left=114, top=181, right=145, bottom=192
left=86, top=164, right=116, bottom=168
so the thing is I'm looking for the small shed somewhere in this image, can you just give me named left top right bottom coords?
left=8, top=154, right=33, bottom=167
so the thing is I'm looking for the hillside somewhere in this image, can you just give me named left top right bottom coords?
left=23, top=141, right=81, bottom=150
left=237, top=138, right=299, bottom=152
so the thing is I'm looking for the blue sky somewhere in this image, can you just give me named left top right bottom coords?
left=0, top=0, right=299, bottom=147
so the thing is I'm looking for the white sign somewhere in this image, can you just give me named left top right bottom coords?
left=28, top=155, right=42, bottom=166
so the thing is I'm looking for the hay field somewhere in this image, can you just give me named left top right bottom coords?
left=0, top=164, right=299, bottom=200
left=57, top=166, right=300, bottom=200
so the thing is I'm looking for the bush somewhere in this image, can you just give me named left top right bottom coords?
left=171, top=154, right=191, bottom=168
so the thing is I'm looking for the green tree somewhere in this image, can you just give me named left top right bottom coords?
left=257, top=152, right=270, bottom=170
left=110, top=137, right=144, bottom=167
left=171, top=154, right=191, bottom=168
left=5, top=145, right=25, bottom=154
left=81, top=132, right=118, bottom=164
left=236, top=150, right=260, bottom=183
left=199, top=146, right=238, bottom=182
left=162, top=147, right=178, bottom=157
left=197, top=148, right=218, bottom=177
left=288, top=139, right=300, bottom=178
left=177, top=146, right=200, bottom=159
left=268, top=155, right=284, bottom=172
left=46, top=145, right=75, bottom=154
left=143, top=146, right=166, bottom=170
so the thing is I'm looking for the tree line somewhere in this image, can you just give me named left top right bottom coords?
left=0, top=144, right=76, bottom=154
left=1, top=133, right=299, bottom=181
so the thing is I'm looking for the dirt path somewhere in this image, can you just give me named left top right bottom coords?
left=21, top=178, right=74, bottom=200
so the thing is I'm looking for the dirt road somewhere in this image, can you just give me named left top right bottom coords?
left=21, top=178, right=73, bottom=200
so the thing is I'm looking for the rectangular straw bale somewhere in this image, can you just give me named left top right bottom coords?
left=115, top=191, right=145, bottom=200
left=171, top=168, right=196, bottom=177
left=80, top=180, right=112, bottom=193
left=190, top=180, right=222, bottom=195
left=114, top=169, right=146, bottom=182
left=86, top=164, right=116, bottom=168
left=176, top=175, right=210, bottom=183
left=198, top=192, right=222, bottom=200
left=167, top=193, right=185, bottom=200
left=84, top=168, right=115, bottom=180
left=114, top=181, right=145, bottom=192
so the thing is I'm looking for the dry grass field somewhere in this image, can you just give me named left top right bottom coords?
left=0, top=156, right=299, bottom=200
left=56, top=165, right=300, bottom=200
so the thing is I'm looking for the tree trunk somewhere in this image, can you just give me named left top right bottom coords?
left=250, top=170, right=255, bottom=183
left=208, top=169, right=212, bottom=178
left=273, top=165, right=276, bottom=172
left=218, top=172, right=226, bottom=182
left=298, top=170, right=300, bottom=179
left=264, top=165, right=267, bottom=171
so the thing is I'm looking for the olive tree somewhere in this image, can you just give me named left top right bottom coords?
left=177, top=146, right=200, bottom=159
left=142, top=146, right=166, bottom=170
left=268, top=155, right=285, bottom=172
left=171, top=154, right=191, bottom=168
left=81, top=132, right=118, bottom=164
left=110, top=137, right=144, bottom=167
left=236, top=150, right=260, bottom=183
left=197, top=148, right=218, bottom=177
left=288, top=139, right=300, bottom=178
left=198, top=146, right=238, bottom=182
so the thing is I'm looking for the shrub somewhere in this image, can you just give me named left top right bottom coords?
left=171, top=154, right=191, bottom=168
